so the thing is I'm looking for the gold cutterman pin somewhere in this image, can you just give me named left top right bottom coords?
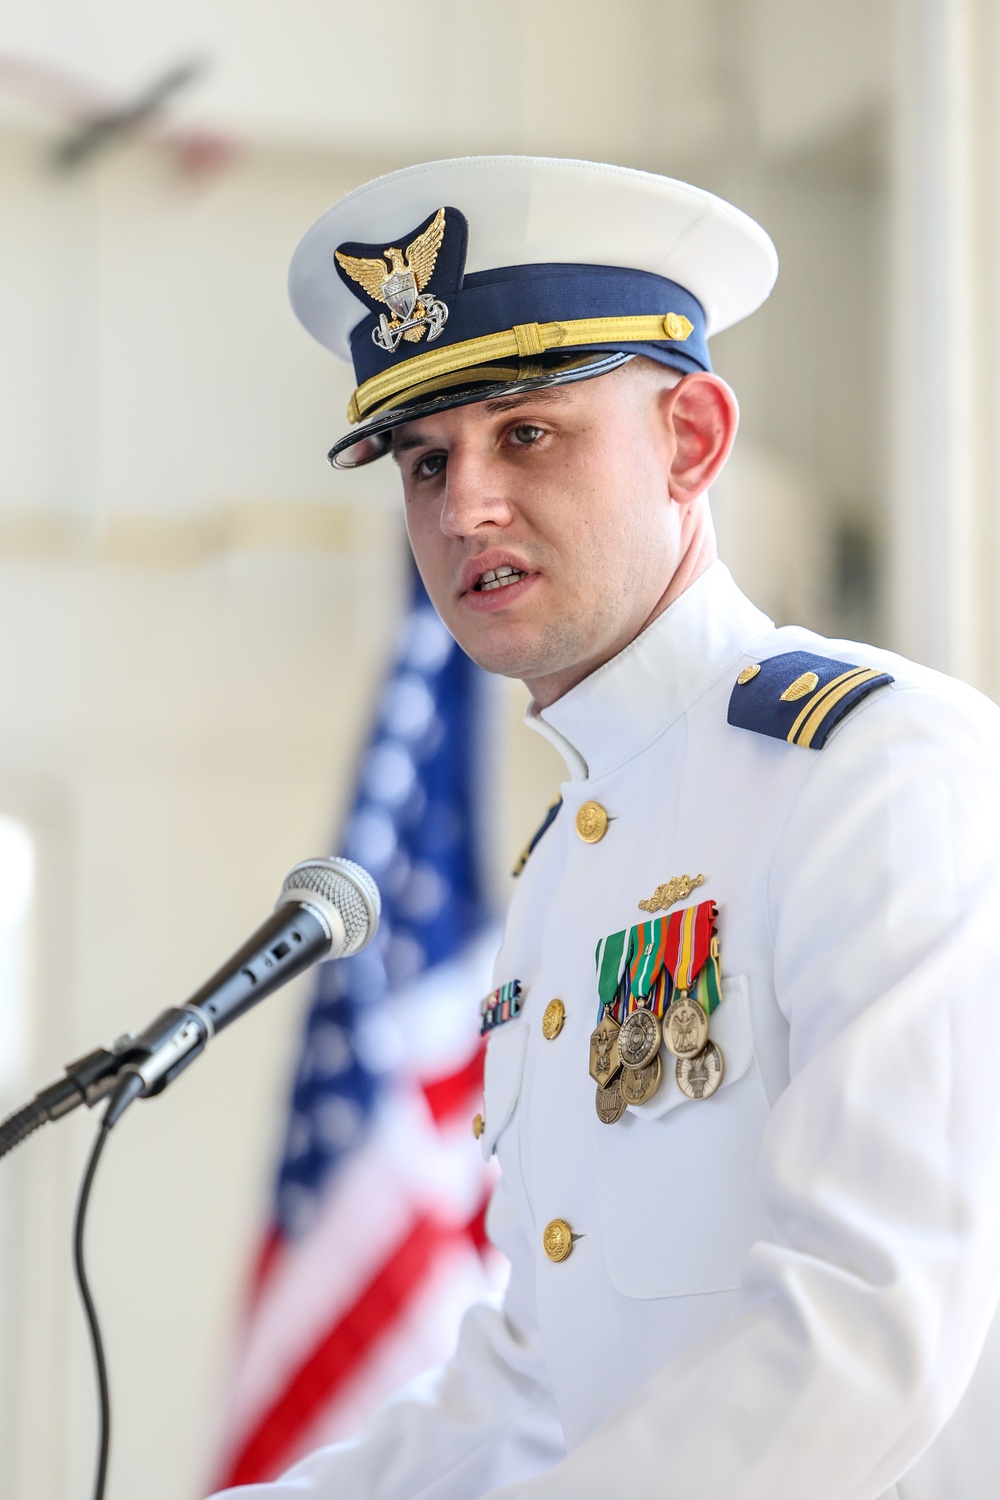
left=637, top=873, right=706, bottom=913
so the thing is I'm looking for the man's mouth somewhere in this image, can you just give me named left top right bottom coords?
left=474, top=565, right=528, bottom=592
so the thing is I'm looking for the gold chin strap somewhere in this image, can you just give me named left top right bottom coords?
left=346, top=311, right=694, bottom=424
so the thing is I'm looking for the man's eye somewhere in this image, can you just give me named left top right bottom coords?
left=510, top=423, right=544, bottom=445
left=414, top=452, right=446, bottom=479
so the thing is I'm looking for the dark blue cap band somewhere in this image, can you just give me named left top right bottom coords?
left=348, top=262, right=710, bottom=385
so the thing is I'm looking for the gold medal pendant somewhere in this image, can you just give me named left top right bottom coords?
left=617, top=998, right=661, bottom=1070
left=675, top=1041, right=725, bottom=1100
left=589, top=1008, right=622, bottom=1086
left=595, top=1081, right=627, bottom=1123
left=662, top=992, right=709, bottom=1058
left=618, top=1053, right=662, bottom=1106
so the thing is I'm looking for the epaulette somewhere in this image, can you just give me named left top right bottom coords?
left=727, top=651, right=894, bottom=750
left=512, top=797, right=562, bottom=877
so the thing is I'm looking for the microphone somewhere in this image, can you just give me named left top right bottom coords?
left=174, top=855, right=380, bottom=1042
left=0, top=857, right=380, bottom=1153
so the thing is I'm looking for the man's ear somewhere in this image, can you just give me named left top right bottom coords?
left=659, top=374, right=739, bottom=504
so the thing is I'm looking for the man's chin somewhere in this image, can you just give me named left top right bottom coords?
left=446, top=616, right=582, bottom=689
left=457, top=640, right=543, bottom=682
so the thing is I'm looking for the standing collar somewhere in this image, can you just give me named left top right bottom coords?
left=525, top=562, right=774, bottom=781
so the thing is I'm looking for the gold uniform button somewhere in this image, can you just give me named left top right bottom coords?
left=542, top=1218, right=574, bottom=1262
left=471, top=1112, right=485, bottom=1140
left=662, top=312, right=694, bottom=341
left=575, top=801, right=608, bottom=843
left=737, top=663, right=761, bottom=685
left=541, top=998, right=565, bottom=1040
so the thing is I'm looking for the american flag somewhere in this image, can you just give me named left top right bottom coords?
left=213, top=563, right=502, bottom=1486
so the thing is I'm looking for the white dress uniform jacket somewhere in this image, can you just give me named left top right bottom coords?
left=212, top=562, right=1000, bottom=1500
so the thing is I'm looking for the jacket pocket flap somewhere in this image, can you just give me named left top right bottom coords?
left=626, top=975, right=752, bottom=1121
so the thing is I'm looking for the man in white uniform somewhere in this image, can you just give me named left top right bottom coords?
left=210, top=157, right=1000, bottom=1498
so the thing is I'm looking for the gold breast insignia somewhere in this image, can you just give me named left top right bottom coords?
left=779, top=670, right=820, bottom=702
left=637, top=873, right=706, bottom=913
left=335, top=207, right=450, bottom=353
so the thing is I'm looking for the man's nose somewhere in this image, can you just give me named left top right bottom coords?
left=439, top=447, right=514, bottom=536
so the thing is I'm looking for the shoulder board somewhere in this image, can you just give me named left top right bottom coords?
left=512, top=797, right=562, bottom=877
left=728, top=651, right=894, bottom=750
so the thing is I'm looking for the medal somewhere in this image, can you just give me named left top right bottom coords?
left=589, top=1007, right=622, bottom=1086
left=618, top=1052, right=662, bottom=1106
left=618, top=999, right=661, bottom=1070
left=676, top=1040, right=724, bottom=1100
left=591, top=929, right=631, bottom=1116
left=628, top=919, right=670, bottom=1000
left=595, top=1081, right=627, bottom=1123
left=662, top=992, right=709, bottom=1058
left=590, top=927, right=631, bottom=1087
left=593, top=895, right=728, bottom=1112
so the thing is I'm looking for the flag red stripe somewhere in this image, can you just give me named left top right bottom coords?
left=248, top=1224, right=284, bottom=1307
left=217, top=1214, right=460, bottom=1486
left=420, top=1043, right=485, bottom=1124
left=465, top=1192, right=491, bottom=1256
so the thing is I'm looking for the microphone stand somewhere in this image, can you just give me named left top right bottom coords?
left=0, top=1043, right=127, bottom=1159
left=0, top=856, right=379, bottom=1497
left=0, top=1004, right=207, bottom=1161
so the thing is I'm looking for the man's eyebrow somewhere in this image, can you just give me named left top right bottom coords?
left=479, top=387, right=567, bottom=417
left=392, top=430, right=431, bottom=456
left=392, top=387, right=570, bottom=458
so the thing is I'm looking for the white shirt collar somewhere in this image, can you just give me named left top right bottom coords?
left=525, top=562, right=774, bottom=782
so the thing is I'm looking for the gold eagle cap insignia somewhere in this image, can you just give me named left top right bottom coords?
left=637, top=873, right=706, bottom=913
left=335, top=208, right=449, bottom=350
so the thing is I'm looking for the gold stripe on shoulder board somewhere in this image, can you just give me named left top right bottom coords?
left=786, top=667, right=877, bottom=747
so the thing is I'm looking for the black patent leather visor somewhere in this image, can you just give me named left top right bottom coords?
left=328, top=348, right=634, bottom=468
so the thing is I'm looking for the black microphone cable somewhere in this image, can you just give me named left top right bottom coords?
left=73, top=1071, right=145, bottom=1500
left=75, top=1123, right=113, bottom=1500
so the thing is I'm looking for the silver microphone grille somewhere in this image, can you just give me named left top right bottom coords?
left=279, top=857, right=381, bottom=956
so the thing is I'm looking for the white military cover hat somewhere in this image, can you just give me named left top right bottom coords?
left=289, top=155, right=778, bottom=468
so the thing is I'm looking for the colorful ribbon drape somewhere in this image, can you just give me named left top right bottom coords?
left=594, top=901, right=721, bottom=1024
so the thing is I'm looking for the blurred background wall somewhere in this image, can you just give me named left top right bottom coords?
left=0, top=1, right=994, bottom=1496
